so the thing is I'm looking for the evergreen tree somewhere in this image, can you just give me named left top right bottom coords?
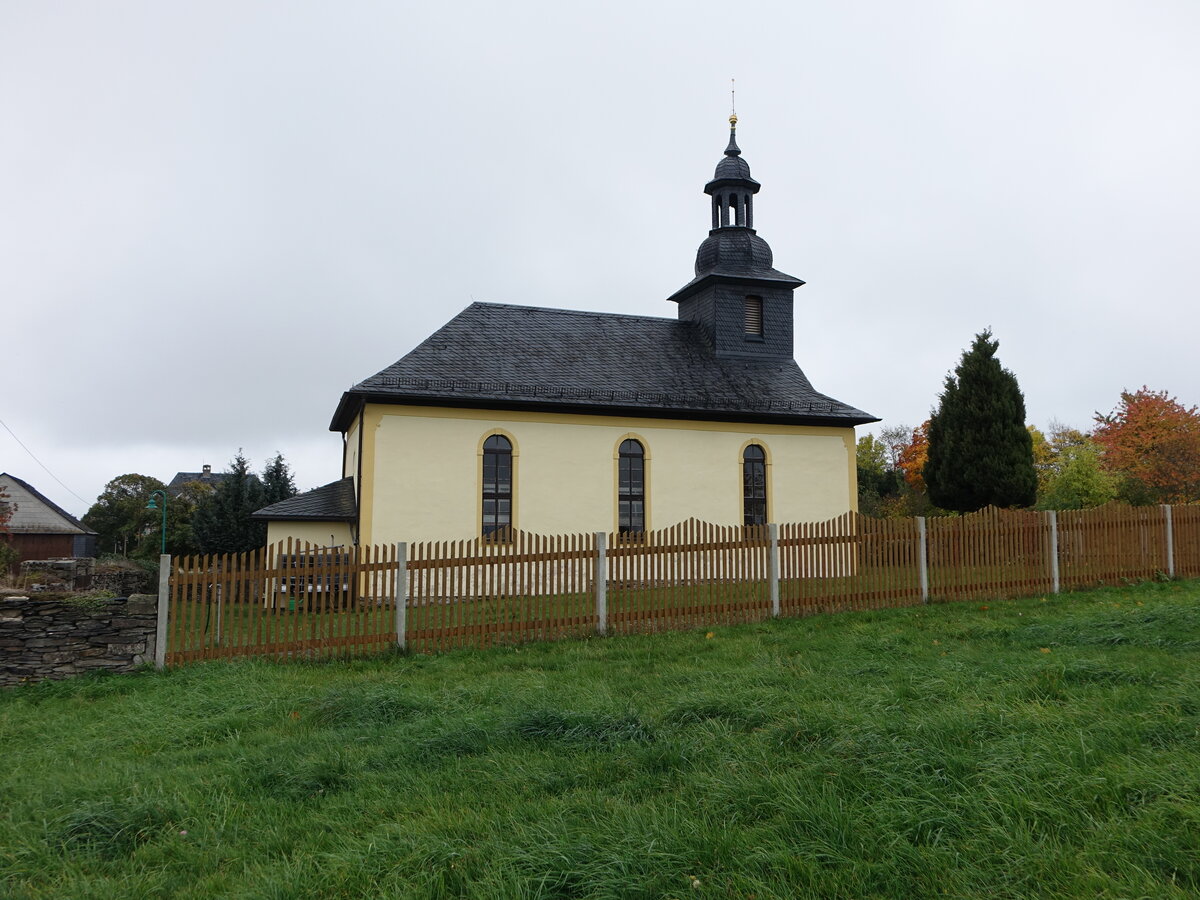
left=191, top=451, right=267, bottom=554
left=162, top=481, right=214, bottom=556
left=924, top=330, right=1037, bottom=512
left=261, top=452, right=298, bottom=506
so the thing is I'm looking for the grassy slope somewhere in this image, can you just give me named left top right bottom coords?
left=2, top=581, right=1199, bottom=899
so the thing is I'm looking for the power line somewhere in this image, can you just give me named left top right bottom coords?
left=0, top=417, right=90, bottom=506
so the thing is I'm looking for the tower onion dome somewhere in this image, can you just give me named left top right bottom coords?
left=692, top=114, right=787, bottom=280
left=708, top=117, right=758, bottom=188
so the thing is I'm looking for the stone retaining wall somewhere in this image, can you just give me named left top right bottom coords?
left=0, top=594, right=157, bottom=687
left=92, top=569, right=156, bottom=596
left=19, top=557, right=95, bottom=591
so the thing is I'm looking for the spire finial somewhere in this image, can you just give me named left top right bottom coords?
left=724, top=80, right=741, bottom=157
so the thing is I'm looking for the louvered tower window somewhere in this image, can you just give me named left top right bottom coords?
left=744, top=296, right=763, bottom=337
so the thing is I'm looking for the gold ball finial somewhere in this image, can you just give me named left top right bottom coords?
left=729, top=113, right=738, bottom=127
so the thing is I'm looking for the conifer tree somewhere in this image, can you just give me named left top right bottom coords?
left=261, top=452, right=298, bottom=506
left=924, top=330, right=1037, bottom=511
left=192, top=451, right=267, bottom=554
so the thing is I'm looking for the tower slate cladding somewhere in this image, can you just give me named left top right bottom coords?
left=667, top=114, right=803, bottom=360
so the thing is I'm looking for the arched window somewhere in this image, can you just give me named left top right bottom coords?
left=482, top=434, right=512, bottom=537
left=618, top=439, right=645, bottom=534
left=743, top=444, right=767, bottom=526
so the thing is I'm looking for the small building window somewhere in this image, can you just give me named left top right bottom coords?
left=482, top=434, right=512, bottom=537
left=744, top=296, right=763, bottom=337
left=618, top=439, right=645, bottom=534
left=743, top=444, right=767, bottom=526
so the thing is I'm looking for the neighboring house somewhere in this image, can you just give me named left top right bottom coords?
left=167, top=463, right=234, bottom=497
left=256, top=118, right=877, bottom=547
left=0, top=472, right=98, bottom=568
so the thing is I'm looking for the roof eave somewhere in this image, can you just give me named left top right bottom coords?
left=329, top=390, right=877, bottom=428
left=249, top=511, right=356, bottom=522
left=330, top=392, right=364, bottom=433
left=666, top=270, right=805, bottom=305
left=704, top=176, right=761, bottom=193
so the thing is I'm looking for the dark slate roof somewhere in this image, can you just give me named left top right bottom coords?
left=251, top=477, right=357, bottom=521
left=168, top=470, right=236, bottom=494
left=0, top=472, right=97, bottom=535
left=330, top=303, right=876, bottom=430
left=709, top=130, right=757, bottom=185
left=713, top=152, right=754, bottom=183
left=669, top=231, right=802, bottom=303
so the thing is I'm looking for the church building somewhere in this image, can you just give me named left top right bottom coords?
left=254, top=117, right=876, bottom=546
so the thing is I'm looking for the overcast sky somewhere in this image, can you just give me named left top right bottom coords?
left=3, top=1, right=1198, bottom=518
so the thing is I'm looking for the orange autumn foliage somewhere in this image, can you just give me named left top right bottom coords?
left=897, top=420, right=931, bottom=492
left=1093, top=387, right=1200, bottom=504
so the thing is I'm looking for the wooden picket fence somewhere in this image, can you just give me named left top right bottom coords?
left=164, top=540, right=401, bottom=665
left=406, top=531, right=596, bottom=654
left=780, top=514, right=924, bottom=616
left=161, top=502, right=1200, bottom=666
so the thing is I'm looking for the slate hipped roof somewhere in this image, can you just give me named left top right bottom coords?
left=330, top=302, right=876, bottom=431
left=250, top=477, right=357, bottom=521
left=167, top=467, right=235, bottom=494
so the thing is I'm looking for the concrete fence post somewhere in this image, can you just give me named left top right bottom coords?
left=1163, top=505, right=1175, bottom=578
left=595, top=531, right=608, bottom=635
left=917, top=517, right=929, bottom=604
left=395, top=542, right=407, bottom=651
left=768, top=523, right=780, bottom=617
left=154, top=554, right=170, bottom=669
left=1048, top=510, right=1060, bottom=594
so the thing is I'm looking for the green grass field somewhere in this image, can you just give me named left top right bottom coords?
left=3, top=580, right=1199, bottom=898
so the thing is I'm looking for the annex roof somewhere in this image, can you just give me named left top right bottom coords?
left=251, top=477, right=357, bottom=522
left=0, top=473, right=97, bottom=536
left=330, top=302, right=877, bottom=431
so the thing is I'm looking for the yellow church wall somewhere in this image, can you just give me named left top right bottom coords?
left=266, top=520, right=354, bottom=549
left=358, top=404, right=857, bottom=545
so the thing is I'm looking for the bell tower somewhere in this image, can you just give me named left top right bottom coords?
left=667, top=116, right=804, bottom=360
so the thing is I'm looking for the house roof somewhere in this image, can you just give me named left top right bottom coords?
left=330, top=302, right=877, bottom=431
left=251, top=477, right=357, bottom=521
left=0, top=473, right=97, bottom=536
left=167, top=469, right=236, bottom=494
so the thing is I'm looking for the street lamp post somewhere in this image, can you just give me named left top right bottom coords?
left=145, top=490, right=168, bottom=555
